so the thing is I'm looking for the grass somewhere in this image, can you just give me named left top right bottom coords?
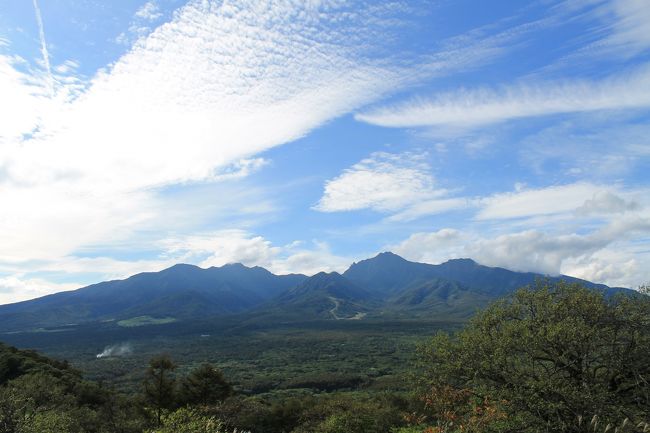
left=117, top=316, right=177, bottom=327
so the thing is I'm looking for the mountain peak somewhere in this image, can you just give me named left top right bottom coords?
left=374, top=251, right=408, bottom=262
left=443, top=258, right=478, bottom=267
left=308, top=271, right=345, bottom=283
left=220, top=262, right=249, bottom=269
left=275, top=270, right=373, bottom=309
left=347, top=251, right=407, bottom=268
left=162, top=263, right=202, bottom=273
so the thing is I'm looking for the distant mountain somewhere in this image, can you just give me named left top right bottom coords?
left=0, top=252, right=630, bottom=332
left=265, top=272, right=376, bottom=319
left=344, top=252, right=614, bottom=296
left=386, top=278, right=493, bottom=318
left=0, top=263, right=306, bottom=331
left=343, top=252, right=441, bottom=295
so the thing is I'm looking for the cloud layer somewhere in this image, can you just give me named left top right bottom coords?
left=0, top=0, right=410, bottom=263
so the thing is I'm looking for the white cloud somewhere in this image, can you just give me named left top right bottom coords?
left=135, top=1, right=162, bottom=21
left=389, top=228, right=464, bottom=264
left=315, top=152, right=437, bottom=212
left=576, top=191, right=639, bottom=215
left=519, top=119, right=650, bottom=177
left=467, top=230, right=609, bottom=276
left=0, top=0, right=556, bottom=293
left=600, top=0, right=650, bottom=56
left=476, top=183, right=632, bottom=221
left=0, top=54, right=51, bottom=145
left=387, top=198, right=470, bottom=222
left=270, top=241, right=354, bottom=276
left=31, top=0, right=53, bottom=96
left=0, top=1, right=412, bottom=263
left=561, top=248, right=646, bottom=288
left=387, top=213, right=650, bottom=288
left=165, top=229, right=282, bottom=269
left=210, top=158, right=268, bottom=182
left=116, top=1, right=164, bottom=46
left=468, top=215, right=650, bottom=279
left=315, top=151, right=461, bottom=220
left=561, top=0, right=650, bottom=60
left=159, top=230, right=354, bottom=276
left=0, top=275, right=78, bottom=305
left=356, top=64, right=650, bottom=128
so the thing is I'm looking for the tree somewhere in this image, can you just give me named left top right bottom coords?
left=417, top=281, right=650, bottom=433
left=178, top=363, right=233, bottom=407
left=143, top=355, right=177, bottom=426
left=147, top=407, right=230, bottom=433
left=638, top=283, right=650, bottom=296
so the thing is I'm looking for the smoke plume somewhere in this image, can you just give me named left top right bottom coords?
left=96, top=343, right=133, bottom=359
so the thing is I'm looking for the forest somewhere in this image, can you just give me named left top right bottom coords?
left=0, top=281, right=649, bottom=433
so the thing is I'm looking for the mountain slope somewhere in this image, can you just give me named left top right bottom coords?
left=343, top=252, right=439, bottom=295
left=0, top=253, right=629, bottom=331
left=264, top=272, right=377, bottom=319
left=344, top=252, right=614, bottom=296
left=386, top=278, right=493, bottom=318
left=0, top=263, right=307, bottom=330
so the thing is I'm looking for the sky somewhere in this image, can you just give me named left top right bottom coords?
left=0, top=0, right=649, bottom=304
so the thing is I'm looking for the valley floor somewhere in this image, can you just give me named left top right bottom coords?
left=1, top=317, right=461, bottom=396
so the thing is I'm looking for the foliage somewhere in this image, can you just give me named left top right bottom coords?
left=178, top=363, right=233, bottom=406
left=143, top=355, right=177, bottom=426
left=0, top=342, right=78, bottom=386
left=416, top=281, right=650, bottom=433
left=639, top=283, right=650, bottom=296
left=2, top=280, right=647, bottom=433
left=146, top=407, right=243, bottom=433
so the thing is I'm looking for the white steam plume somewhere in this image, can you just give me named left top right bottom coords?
left=96, top=343, right=133, bottom=359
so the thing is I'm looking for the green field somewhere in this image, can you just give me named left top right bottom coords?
left=117, top=315, right=177, bottom=327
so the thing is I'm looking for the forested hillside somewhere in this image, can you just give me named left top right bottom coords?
left=1, top=282, right=648, bottom=433
left=0, top=253, right=629, bottom=332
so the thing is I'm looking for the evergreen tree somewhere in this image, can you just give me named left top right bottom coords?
left=179, top=363, right=233, bottom=407
left=143, top=355, right=177, bottom=426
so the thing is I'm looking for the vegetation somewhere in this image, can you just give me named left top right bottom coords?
left=118, top=317, right=177, bottom=328
left=0, top=281, right=647, bottom=432
left=413, top=281, right=650, bottom=432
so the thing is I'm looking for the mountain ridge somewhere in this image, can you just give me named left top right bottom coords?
left=0, top=253, right=630, bottom=331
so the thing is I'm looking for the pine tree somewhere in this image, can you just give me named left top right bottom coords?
left=179, top=363, right=233, bottom=406
left=143, top=355, right=177, bottom=426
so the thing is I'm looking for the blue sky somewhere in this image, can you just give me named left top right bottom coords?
left=1, top=0, right=649, bottom=303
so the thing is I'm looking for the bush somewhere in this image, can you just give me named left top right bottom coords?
left=146, top=407, right=245, bottom=433
left=415, top=282, right=650, bottom=433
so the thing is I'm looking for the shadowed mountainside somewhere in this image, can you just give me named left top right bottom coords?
left=0, top=252, right=629, bottom=331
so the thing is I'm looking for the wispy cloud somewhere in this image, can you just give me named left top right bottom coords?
left=0, top=1, right=407, bottom=263
left=551, top=0, right=650, bottom=65
left=0, top=275, right=77, bottom=304
left=356, top=64, right=650, bottom=128
left=135, top=1, right=162, bottom=21
left=477, top=183, right=614, bottom=220
left=518, top=118, right=650, bottom=178
left=31, top=0, right=53, bottom=96
left=476, top=182, right=648, bottom=222
left=0, top=0, right=544, bottom=270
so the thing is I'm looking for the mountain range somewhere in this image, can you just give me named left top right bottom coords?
left=0, top=252, right=626, bottom=331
